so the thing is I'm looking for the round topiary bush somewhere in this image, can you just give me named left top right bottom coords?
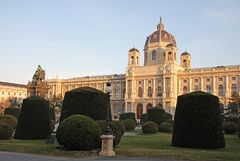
left=223, top=122, right=239, bottom=134
left=14, top=96, right=51, bottom=139
left=97, top=120, right=122, bottom=147
left=147, top=108, right=172, bottom=129
left=56, top=114, right=101, bottom=150
left=141, top=113, right=148, bottom=124
left=60, top=87, right=110, bottom=122
left=4, top=107, right=20, bottom=119
left=142, top=121, right=158, bottom=134
left=122, top=119, right=136, bottom=131
left=0, top=122, right=14, bottom=140
left=172, top=91, right=225, bottom=149
left=159, top=122, right=173, bottom=133
left=0, top=114, right=17, bottom=129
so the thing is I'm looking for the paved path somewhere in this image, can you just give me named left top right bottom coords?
left=0, top=151, right=179, bottom=161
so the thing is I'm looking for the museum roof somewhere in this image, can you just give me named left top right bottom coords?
left=0, top=81, right=27, bottom=88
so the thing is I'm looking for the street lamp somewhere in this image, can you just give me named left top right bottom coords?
left=104, top=82, right=112, bottom=134
left=99, top=82, right=115, bottom=157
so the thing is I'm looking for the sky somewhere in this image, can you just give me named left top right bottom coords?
left=0, top=0, right=240, bottom=84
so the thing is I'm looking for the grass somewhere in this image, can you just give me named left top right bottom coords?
left=0, top=133, right=239, bottom=161
left=116, top=133, right=240, bottom=161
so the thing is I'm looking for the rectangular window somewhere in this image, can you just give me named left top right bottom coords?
left=183, top=79, right=187, bottom=83
left=232, top=77, right=236, bottom=81
left=194, top=79, right=199, bottom=83
left=219, top=77, right=223, bottom=81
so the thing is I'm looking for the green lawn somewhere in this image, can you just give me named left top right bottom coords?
left=0, top=133, right=239, bottom=161
left=116, top=133, right=240, bottom=161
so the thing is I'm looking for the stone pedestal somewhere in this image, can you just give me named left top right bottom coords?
left=99, top=134, right=115, bottom=157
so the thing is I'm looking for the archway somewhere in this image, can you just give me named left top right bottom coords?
left=136, top=103, right=143, bottom=120
left=146, top=103, right=153, bottom=112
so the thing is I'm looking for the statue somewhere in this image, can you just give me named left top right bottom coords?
left=32, top=65, right=46, bottom=82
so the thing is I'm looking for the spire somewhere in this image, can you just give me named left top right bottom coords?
left=157, top=16, right=164, bottom=31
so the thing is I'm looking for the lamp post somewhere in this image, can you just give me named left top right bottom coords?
left=99, top=82, right=115, bottom=157
left=104, top=82, right=112, bottom=135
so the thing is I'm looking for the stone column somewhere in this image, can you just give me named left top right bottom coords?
left=212, top=76, right=216, bottom=95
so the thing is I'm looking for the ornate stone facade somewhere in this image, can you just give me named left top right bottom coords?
left=46, top=18, right=240, bottom=120
left=27, top=65, right=50, bottom=98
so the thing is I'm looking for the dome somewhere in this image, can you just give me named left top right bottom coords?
left=144, top=18, right=177, bottom=48
left=129, top=47, right=139, bottom=53
left=181, top=51, right=190, bottom=56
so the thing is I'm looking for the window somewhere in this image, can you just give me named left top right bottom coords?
left=218, top=85, right=224, bottom=97
left=232, top=77, right=236, bottom=81
left=114, top=104, right=118, bottom=114
left=183, top=79, right=187, bottom=83
left=152, top=50, right=156, bottom=60
left=231, top=84, right=237, bottom=96
left=219, top=77, right=223, bottom=81
left=147, top=87, right=152, bottom=97
left=146, top=103, right=153, bottom=111
left=168, top=52, right=172, bottom=60
left=2, top=92, right=4, bottom=95
left=157, top=86, right=162, bottom=97
left=183, top=86, right=188, bottom=94
left=194, top=79, right=199, bottom=83
left=206, top=78, right=210, bottom=82
left=138, top=87, right=143, bottom=98
left=206, top=85, right=211, bottom=93
left=138, top=81, right=142, bottom=84
left=194, top=85, right=199, bottom=91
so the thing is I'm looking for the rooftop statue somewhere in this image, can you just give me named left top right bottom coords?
left=32, top=65, right=46, bottom=82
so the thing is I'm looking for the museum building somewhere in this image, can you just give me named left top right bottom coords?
left=46, top=18, right=240, bottom=120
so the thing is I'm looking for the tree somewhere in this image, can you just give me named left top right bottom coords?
left=0, top=100, right=11, bottom=114
left=224, top=92, right=240, bottom=119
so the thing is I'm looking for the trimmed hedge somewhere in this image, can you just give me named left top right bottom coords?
left=4, top=107, right=20, bottom=119
left=56, top=114, right=101, bottom=150
left=122, top=119, right=136, bottom=131
left=14, top=96, right=51, bottom=139
left=223, top=122, right=239, bottom=134
left=142, top=121, right=158, bottom=134
left=119, top=112, right=136, bottom=122
left=0, top=122, right=14, bottom=140
left=159, top=122, right=173, bottom=133
left=141, top=113, right=148, bottom=124
left=97, top=120, right=122, bottom=147
left=172, top=91, right=225, bottom=149
left=0, top=114, right=17, bottom=129
left=147, top=108, right=172, bottom=131
left=60, top=87, right=110, bottom=122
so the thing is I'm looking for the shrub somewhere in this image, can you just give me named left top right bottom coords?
left=112, top=120, right=126, bottom=136
left=97, top=120, right=122, bottom=147
left=0, top=114, right=17, bottom=129
left=119, top=112, right=136, bottom=122
left=56, top=114, right=101, bottom=150
left=147, top=108, right=172, bottom=130
left=141, top=113, right=148, bottom=124
left=223, top=122, right=239, bottom=134
left=172, top=91, right=225, bottom=149
left=4, top=107, right=20, bottom=119
left=122, top=119, right=136, bottom=131
left=159, top=122, right=173, bottom=133
left=142, top=121, right=158, bottom=134
left=59, top=87, right=110, bottom=122
left=0, top=122, right=14, bottom=140
left=14, top=96, right=51, bottom=139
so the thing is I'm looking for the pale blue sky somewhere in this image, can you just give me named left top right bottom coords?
left=0, top=0, right=240, bottom=84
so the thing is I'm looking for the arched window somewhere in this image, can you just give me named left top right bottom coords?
left=183, top=86, right=188, bottom=94
left=231, top=84, right=237, bottom=96
left=138, top=87, right=143, bottom=98
left=146, top=103, right=153, bottom=112
left=157, top=86, right=162, bottom=97
left=136, top=104, right=143, bottom=119
left=206, top=85, right=211, bottom=93
left=131, top=56, right=135, bottom=64
left=158, top=103, right=163, bottom=109
left=168, top=52, right=172, bottom=60
left=147, top=87, right=152, bottom=97
left=218, top=85, right=224, bottom=97
left=183, top=59, right=187, bottom=68
left=152, top=50, right=156, bottom=60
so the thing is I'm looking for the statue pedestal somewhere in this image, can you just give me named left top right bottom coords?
left=99, top=134, right=115, bottom=157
